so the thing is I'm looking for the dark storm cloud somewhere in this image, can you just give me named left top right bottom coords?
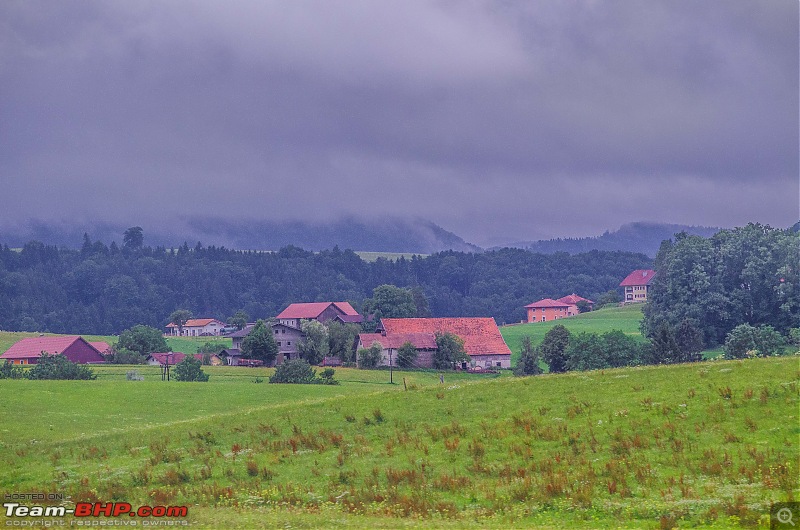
left=0, top=0, right=796, bottom=245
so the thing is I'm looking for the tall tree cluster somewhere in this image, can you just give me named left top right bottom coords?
left=643, top=224, right=799, bottom=346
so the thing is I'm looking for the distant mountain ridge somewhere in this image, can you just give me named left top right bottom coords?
left=502, top=222, right=723, bottom=257
left=0, top=217, right=481, bottom=254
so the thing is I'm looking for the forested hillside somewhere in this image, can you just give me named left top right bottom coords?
left=0, top=237, right=650, bottom=334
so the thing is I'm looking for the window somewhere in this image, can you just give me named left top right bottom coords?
left=287, top=341, right=291, bottom=346
left=277, top=342, right=281, bottom=347
left=274, top=330, right=279, bottom=334
left=496, top=362, right=501, bottom=367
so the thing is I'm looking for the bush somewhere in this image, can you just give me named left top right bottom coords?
left=0, top=360, right=24, bottom=379
left=126, top=370, right=144, bottom=381
left=514, top=336, right=542, bottom=376
left=724, top=324, right=785, bottom=359
left=25, top=353, right=96, bottom=380
left=319, top=368, right=340, bottom=385
left=270, top=359, right=317, bottom=384
left=397, top=341, right=418, bottom=369
left=357, top=342, right=383, bottom=369
left=107, top=347, right=145, bottom=364
left=173, top=355, right=209, bottom=382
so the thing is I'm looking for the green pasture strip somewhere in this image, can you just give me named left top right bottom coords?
left=164, top=335, right=232, bottom=353
left=501, top=305, right=645, bottom=360
left=0, top=357, right=796, bottom=528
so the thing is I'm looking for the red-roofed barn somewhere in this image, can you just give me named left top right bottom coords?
left=374, top=318, right=512, bottom=369
left=0, top=336, right=106, bottom=365
left=276, top=302, right=362, bottom=328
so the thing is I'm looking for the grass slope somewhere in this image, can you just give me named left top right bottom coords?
left=1, top=357, right=796, bottom=528
left=501, top=305, right=645, bottom=362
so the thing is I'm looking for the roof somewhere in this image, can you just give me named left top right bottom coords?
left=524, top=298, right=571, bottom=309
left=147, top=352, right=202, bottom=365
left=89, top=341, right=111, bottom=354
left=335, top=314, right=364, bottom=324
left=226, top=324, right=255, bottom=338
left=166, top=318, right=225, bottom=328
left=379, top=318, right=511, bottom=356
left=332, top=302, right=360, bottom=316
left=557, top=294, right=594, bottom=305
left=359, top=332, right=437, bottom=350
left=620, top=269, right=657, bottom=287
left=277, top=302, right=360, bottom=319
left=0, top=336, right=102, bottom=359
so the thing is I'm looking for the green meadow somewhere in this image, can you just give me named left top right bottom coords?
left=0, top=357, right=797, bottom=528
left=501, top=305, right=646, bottom=362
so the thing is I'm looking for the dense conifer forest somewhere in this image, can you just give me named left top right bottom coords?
left=0, top=234, right=650, bottom=334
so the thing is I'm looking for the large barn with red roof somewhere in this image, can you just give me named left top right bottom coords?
left=276, top=302, right=362, bottom=328
left=359, top=317, right=511, bottom=369
left=0, top=336, right=106, bottom=365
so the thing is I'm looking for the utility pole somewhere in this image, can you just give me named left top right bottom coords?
left=388, top=350, right=393, bottom=384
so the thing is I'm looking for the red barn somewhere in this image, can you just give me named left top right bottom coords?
left=375, top=318, right=512, bottom=369
left=276, top=302, right=362, bottom=328
left=0, top=336, right=106, bottom=365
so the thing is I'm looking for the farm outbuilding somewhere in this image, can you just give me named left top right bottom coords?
left=0, top=336, right=106, bottom=365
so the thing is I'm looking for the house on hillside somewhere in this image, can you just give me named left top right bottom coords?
left=524, top=299, right=573, bottom=323
left=557, top=294, right=594, bottom=311
left=620, top=269, right=656, bottom=303
left=0, top=336, right=106, bottom=365
left=524, top=293, right=595, bottom=323
left=165, top=318, right=226, bottom=337
left=372, top=318, right=512, bottom=369
left=276, top=302, right=362, bottom=328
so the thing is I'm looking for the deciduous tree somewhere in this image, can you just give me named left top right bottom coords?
left=434, top=332, right=469, bottom=370
left=241, top=319, right=279, bottom=365
left=298, top=320, right=329, bottom=365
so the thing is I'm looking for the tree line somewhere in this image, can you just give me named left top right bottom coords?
left=0, top=231, right=650, bottom=334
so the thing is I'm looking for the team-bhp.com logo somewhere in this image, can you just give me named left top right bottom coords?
left=4, top=502, right=188, bottom=518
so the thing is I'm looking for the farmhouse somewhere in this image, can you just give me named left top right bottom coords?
left=524, top=293, right=594, bottom=323
left=165, top=318, right=226, bottom=337
left=620, top=269, right=657, bottom=302
left=524, top=299, right=573, bottom=323
left=276, top=302, right=362, bottom=328
left=557, top=293, right=594, bottom=311
left=369, top=318, right=512, bottom=369
left=222, top=321, right=303, bottom=366
left=0, top=336, right=106, bottom=365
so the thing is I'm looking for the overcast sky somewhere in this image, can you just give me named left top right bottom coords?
left=1, top=0, right=797, bottom=246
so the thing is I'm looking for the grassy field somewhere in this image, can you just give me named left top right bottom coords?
left=0, top=356, right=797, bottom=528
left=501, top=305, right=645, bottom=362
